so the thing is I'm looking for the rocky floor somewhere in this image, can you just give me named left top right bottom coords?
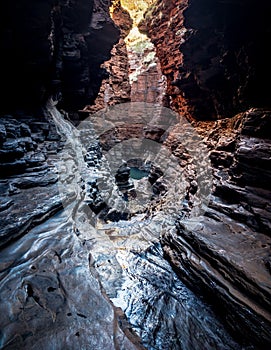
left=0, top=106, right=271, bottom=349
left=0, top=109, right=146, bottom=349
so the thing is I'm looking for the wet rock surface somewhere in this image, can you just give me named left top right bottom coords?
left=0, top=106, right=147, bottom=349
left=1, top=1, right=271, bottom=349
left=0, top=114, right=64, bottom=248
left=0, top=102, right=243, bottom=349
left=162, top=109, right=271, bottom=347
left=110, top=243, right=242, bottom=350
left=51, top=103, right=271, bottom=348
left=0, top=209, right=143, bottom=350
left=1, top=103, right=271, bottom=349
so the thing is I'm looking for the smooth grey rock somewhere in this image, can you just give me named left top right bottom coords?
left=20, top=123, right=31, bottom=137
left=0, top=124, right=7, bottom=145
left=0, top=210, right=142, bottom=350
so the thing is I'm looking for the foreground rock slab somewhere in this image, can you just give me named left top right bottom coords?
left=0, top=209, right=144, bottom=350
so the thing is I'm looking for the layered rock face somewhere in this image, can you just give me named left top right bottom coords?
left=0, top=113, right=63, bottom=247
left=142, top=0, right=271, bottom=120
left=1, top=0, right=271, bottom=349
left=0, top=0, right=119, bottom=113
left=85, top=0, right=133, bottom=112
left=0, top=0, right=123, bottom=245
left=142, top=0, right=271, bottom=347
left=139, top=1, right=189, bottom=112
left=128, top=43, right=166, bottom=104
left=0, top=2, right=146, bottom=349
left=162, top=109, right=271, bottom=347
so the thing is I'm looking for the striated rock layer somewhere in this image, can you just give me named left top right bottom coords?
left=0, top=2, right=144, bottom=349
left=142, top=0, right=271, bottom=347
left=0, top=105, right=148, bottom=350
left=0, top=114, right=63, bottom=248
left=163, top=109, right=271, bottom=347
left=1, top=0, right=271, bottom=349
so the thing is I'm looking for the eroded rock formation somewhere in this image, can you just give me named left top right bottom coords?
left=162, top=109, right=271, bottom=347
left=128, top=42, right=166, bottom=104
left=1, top=0, right=271, bottom=349
left=0, top=1, right=145, bottom=349
left=139, top=1, right=189, bottom=112
left=0, top=114, right=62, bottom=247
left=141, top=0, right=271, bottom=346
left=85, top=0, right=133, bottom=112
left=142, top=0, right=271, bottom=120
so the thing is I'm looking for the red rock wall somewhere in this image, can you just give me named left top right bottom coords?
left=139, top=1, right=188, bottom=111
left=129, top=46, right=166, bottom=104
left=142, top=0, right=271, bottom=120
left=85, top=0, right=133, bottom=112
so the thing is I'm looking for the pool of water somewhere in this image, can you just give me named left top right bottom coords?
left=130, top=167, right=150, bottom=180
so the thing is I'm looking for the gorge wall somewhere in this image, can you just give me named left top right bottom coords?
left=141, top=0, right=271, bottom=120
left=0, top=2, right=148, bottom=349
left=141, top=0, right=271, bottom=347
left=1, top=0, right=271, bottom=349
left=85, top=0, right=133, bottom=113
left=0, top=0, right=120, bottom=113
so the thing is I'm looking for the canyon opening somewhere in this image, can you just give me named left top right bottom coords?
left=0, top=1, right=271, bottom=350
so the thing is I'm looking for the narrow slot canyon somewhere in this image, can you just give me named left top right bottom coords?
left=0, top=1, right=271, bottom=350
